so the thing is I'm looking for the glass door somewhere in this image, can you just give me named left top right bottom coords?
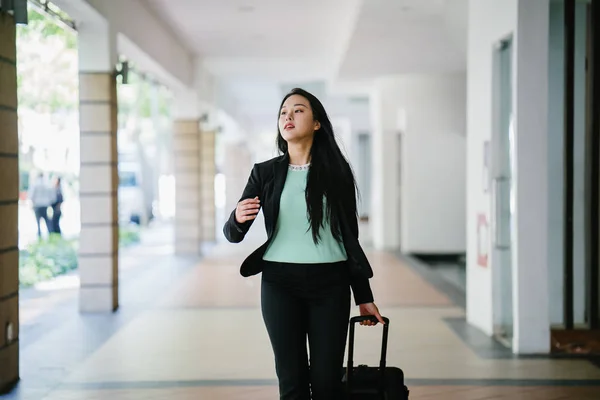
left=492, top=37, right=515, bottom=347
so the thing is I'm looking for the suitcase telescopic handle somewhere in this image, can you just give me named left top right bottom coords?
left=346, top=315, right=390, bottom=391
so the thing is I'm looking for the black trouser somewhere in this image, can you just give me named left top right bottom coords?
left=33, top=206, right=49, bottom=237
left=261, top=260, right=351, bottom=400
left=51, top=204, right=62, bottom=235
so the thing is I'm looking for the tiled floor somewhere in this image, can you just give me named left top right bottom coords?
left=6, top=222, right=600, bottom=399
left=41, top=386, right=600, bottom=400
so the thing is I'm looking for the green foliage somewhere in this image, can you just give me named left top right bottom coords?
left=19, top=234, right=78, bottom=288
left=119, top=225, right=141, bottom=247
left=27, top=8, right=73, bottom=44
left=16, top=6, right=78, bottom=114
left=117, top=72, right=173, bottom=119
left=19, top=226, right=142, bottom=288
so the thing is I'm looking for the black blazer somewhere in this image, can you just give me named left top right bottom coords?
left=222, top=153, right=375, bottom=305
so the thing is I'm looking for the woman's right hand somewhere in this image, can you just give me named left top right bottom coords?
left=235, top=196, right=261, bottom=224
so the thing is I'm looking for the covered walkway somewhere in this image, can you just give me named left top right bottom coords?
left=8, top=224, right=600, bottom=399
left=3, top=1, right=600, bottom=398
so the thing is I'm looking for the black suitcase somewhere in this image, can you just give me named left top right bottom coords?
left=342, top=316, right=409, bottom=399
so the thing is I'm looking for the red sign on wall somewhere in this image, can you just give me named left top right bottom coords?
left=477, top=213, right=489, bottom=268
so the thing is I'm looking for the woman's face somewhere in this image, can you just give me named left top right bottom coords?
left=278, top=94, right=320, bottom=144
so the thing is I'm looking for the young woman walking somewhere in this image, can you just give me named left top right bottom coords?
left=223, top=88, right=383, bottom=400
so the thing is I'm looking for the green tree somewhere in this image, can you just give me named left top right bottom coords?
left=16, top=6, right=78, bottom=114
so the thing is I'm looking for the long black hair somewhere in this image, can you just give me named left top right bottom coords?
left=277, top=87, right=359, bottom=244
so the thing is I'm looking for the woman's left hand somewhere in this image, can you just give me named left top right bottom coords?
left=358, top=302, right=385, bottom=326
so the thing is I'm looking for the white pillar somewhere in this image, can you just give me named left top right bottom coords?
left=77, top=24, right=119, bottom=312
left=511, top=0, right=550, bottom=354
left=369, top=84, right=400, bottom=251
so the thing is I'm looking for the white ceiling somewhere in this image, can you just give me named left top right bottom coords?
left=145, top=0, right=360, bottom=80
left=337, top=0, right=467, bottom=81
left=142, top=0, right=468, bottom=133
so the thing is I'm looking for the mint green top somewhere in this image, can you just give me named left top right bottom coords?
left=262, top=165, right=348, bottom=263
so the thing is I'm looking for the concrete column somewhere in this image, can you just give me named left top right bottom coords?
left=511, top=0, right=550, bottom=354
left=173, top=119, right=202, bottom=254
left=199, top=130, right=216, bottom=242
left=0, top=12, right=19, bottom=391
left=369, top=84, right=400, bottom=251
left=77, top=27, right=119, bottom=312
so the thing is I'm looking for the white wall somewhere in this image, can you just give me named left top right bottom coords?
left=329, top=96, right=371, bottom=132
left=331, top=117, right=353, bottom=161
left=466, top=0, right=550, bottom=354
left=370, top=73, right=467, bottom=253
left=327, top=96, right=372, bottom=217
left=400, top=74, right=466, bottom=254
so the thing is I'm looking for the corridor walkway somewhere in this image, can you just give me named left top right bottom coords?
left=7, top=222, right=600, bottom=399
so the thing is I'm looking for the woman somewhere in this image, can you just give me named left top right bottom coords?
left=50, top=177, right=63, bottom=235
left=223, top=88, right=383, bottom=400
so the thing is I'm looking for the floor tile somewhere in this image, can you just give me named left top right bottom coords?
left=41, top=385, right=600, bottom=400
left=10, top=221, right=600, bottom=400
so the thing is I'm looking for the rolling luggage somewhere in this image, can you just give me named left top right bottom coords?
left=342, top=316, right=409, bottom=399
